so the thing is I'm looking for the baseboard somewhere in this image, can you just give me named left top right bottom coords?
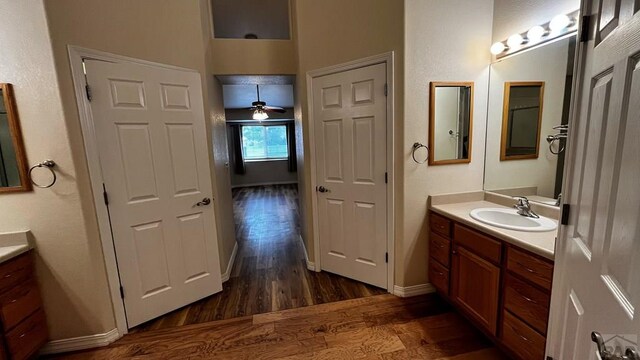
left=40, top=328, right=120, bottom=354
left=231, top=181, right=298, bottom=189
left=221, top=241, right=238, bottom=282
left=299, top=235, right=315, bottom=271
left=393, top=283, right=436, bottom=297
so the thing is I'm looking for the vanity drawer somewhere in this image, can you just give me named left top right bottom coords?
left=5, top=309, right=48, bottom=360
left=454, top=224, right=502, bottom=264
left=501, top=310, right=545, bottom=360
left=429, top=258, right=449, bottom=295
left=0, top=280, right=42, bottom=331
left=504, top=274, right=550, bottom=335
left=507, top=247, right=553, bottom=290
left=430, top=212, right=451, bottom=238
left=0, top=252, right=33, bottom=293
left=429, top=232, right=450, bottom=267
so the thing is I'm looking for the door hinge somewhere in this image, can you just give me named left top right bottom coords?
left=561, top=204, right=570, bottom=225
left=102, top=184, right=109, bottom=206
left=119, top=286, right=125, bottom=299
left=85, top=84, right=93, bottom=102
left=385, top=252, right=388, bottom=263
left=580, top=15, right=591, bottom=43
left=385, top=172, right=388, bottom=184
left=384, top=83, right=388, bottom=96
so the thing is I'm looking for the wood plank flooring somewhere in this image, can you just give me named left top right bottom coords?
left=130, top=185, right=386, bottom=333
left=52, top=294, right=508, bottom=359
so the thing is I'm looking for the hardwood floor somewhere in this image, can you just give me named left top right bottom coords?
left=53, top=293, right=508, bottom=359
left=130, top=185, right=386, bottom=333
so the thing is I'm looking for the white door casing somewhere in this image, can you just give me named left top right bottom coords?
left=312, top=63, right=388, bottom=289
left=547, top=1, right=640, bottom=358
left=85, top=60, right=222, bottom=328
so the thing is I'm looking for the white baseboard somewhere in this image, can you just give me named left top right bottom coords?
left=40, top=328, right=120, bottom=354
left=231, top=181, right=298, bottom=189
left=299, top=235, right=316, bottom=271
left=393, top=283, right=436, bottom=297
left=221, top=241, right=238, bottom=282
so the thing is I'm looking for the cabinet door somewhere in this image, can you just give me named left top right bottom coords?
left=451, top=245, right=501, bottom=335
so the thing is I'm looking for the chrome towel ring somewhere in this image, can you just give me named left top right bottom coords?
left=28, top=160, right=57, bottom=188
left=412, top=142, right=429, bottom=164
left=546, top=124, right=569, bottom=155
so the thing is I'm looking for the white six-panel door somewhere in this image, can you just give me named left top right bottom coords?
left=312, top=63, right=388, bottom=288
left=85, top=60, right=222, bottom=327
left=547, top=0, right=640, bottom=358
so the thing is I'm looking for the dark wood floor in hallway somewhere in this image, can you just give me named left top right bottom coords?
left=130, top=184, right=386, bottom=333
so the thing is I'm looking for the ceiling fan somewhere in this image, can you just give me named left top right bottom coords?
left=247, top=85, right=286, bottom=120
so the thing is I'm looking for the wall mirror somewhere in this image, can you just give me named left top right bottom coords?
left=0, top=84, right=30, bottom=193
left=428, top=82, right=474, bottom=165
left=501, top=82, right=544, bottom=160
left=484, top=36, right=576, bottom=206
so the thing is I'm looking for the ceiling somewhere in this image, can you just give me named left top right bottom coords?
left=222, top=84, right=294, bottom=109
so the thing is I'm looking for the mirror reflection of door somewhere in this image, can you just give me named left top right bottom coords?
left=0, top=84, right=30, bottom=193
left=428, top=82, right=474, bottom=165
left=500, top=82, right=544, bottom=160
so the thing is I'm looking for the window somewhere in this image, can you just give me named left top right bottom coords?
left=241, top=125, right=288, bottom=160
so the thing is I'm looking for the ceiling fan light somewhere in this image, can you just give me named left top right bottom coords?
left=253, top=109, right=269, bottom=121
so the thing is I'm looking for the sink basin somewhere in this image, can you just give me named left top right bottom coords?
left=469, top=208, right=557, bottom=232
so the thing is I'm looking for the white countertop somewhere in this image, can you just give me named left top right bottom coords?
left=0, top=230, right=32, bottom=264
left=430, top=200, right=556, bottom=260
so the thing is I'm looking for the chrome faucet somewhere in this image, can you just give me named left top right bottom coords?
left=513, top=196, right=539, bottom=218
left=555, top=193, right=562, bottom=206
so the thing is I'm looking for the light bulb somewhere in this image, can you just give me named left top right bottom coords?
left=549, top=14, right=571, bottom=33
left=527, top=25, right=546, bottom=42
left=490, top=42, right=507, bottom=55
left=252, top=109, right=269, bottom=121
left=507, top=33, right=525, bottom=48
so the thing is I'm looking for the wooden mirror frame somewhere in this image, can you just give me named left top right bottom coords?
left=500, top=81, right=545, bottom=161
left=0, top=83, right=31, bottom=193
left=428, top=81, right=474, bottom=166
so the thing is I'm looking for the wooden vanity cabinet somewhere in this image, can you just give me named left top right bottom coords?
left=429, top=211, right=554, bottom=360
left=0, top=251, right=48, bottom=360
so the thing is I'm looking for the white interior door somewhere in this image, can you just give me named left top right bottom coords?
left=547, top=1, right=640, bottom=358
left=312, top=63, right=388, bottom=288
left=85, top=60, right=222, bottom=328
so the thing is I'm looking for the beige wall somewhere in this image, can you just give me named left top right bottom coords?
left=292, top=0, right=404, bottom=273
left=212, top=39, right=297, bottom=75
left=492, top=0, right=579, bottom=43
left=0, top=0, right=235, bottom=340
left=404, top=0, right=494, bottom=286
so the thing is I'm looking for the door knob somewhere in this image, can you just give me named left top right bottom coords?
left=195, top=197, right=211, bottom=207
left=592, top=331, right=639, bottom=360
left=316, top=186, right=330, bottom=193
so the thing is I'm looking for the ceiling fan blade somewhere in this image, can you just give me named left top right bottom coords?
left=246, top=106, right=257, bottom=111
left=264, top=106, right=286, bottom=113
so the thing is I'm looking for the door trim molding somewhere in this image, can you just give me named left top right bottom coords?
left=68, top=46, right=201, bottom=336
left=221, top=241, right=238, bottom=282
left=306, top=52, right=396, bottom=292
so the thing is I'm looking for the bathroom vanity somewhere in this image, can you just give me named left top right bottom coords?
left=0, top=233, right=48, bottom=360
left=428, top=194, right=556, bottom=360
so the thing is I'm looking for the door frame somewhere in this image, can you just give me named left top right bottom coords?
left=68, top=46, right=206, bottom=336
left=306, top=52, right=395, bottom=292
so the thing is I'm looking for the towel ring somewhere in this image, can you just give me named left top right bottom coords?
left=28, top=160, right=57, bottom=188
left=412, top=142, right=429, bottom=164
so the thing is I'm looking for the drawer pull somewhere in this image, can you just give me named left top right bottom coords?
left=18, top=323, right=39, bottom=339
left=8, top=287, right=32, bottom=304
left=435, top=243, right=444, bottom=249
left=515, top=261, right=536, bottom=273
left=514, top=288, right=538, bottom=305
left=434, top=271, right=444, bottom=276
left=513, top=327, right=530, bottom=343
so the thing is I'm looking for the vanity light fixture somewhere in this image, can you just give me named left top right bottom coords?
left=549, top=14, right=572, bottom=33
left=490, top=9, right=579, bottom=59
left=507, top=33, right=525, bottom=48
left=491, top=42, right=508, bottom=55
left=527, top=25, right=546, bottom=43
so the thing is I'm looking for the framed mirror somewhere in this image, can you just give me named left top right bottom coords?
left=428, top=82, right=474, bottom=165
left=0, top=84, right=31, bottom=193
left=484, top=36, right=576, bottom=206
left=500, top=82, right=545, bottom=160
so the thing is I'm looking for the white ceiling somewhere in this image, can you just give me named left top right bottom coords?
left=222, top=84, right=294, bottom=109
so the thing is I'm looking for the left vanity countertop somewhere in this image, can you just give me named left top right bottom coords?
left=0, top=230, right=32, bottom=264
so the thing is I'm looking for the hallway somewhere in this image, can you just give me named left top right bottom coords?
left=131, top=184, right=386, bottom=333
